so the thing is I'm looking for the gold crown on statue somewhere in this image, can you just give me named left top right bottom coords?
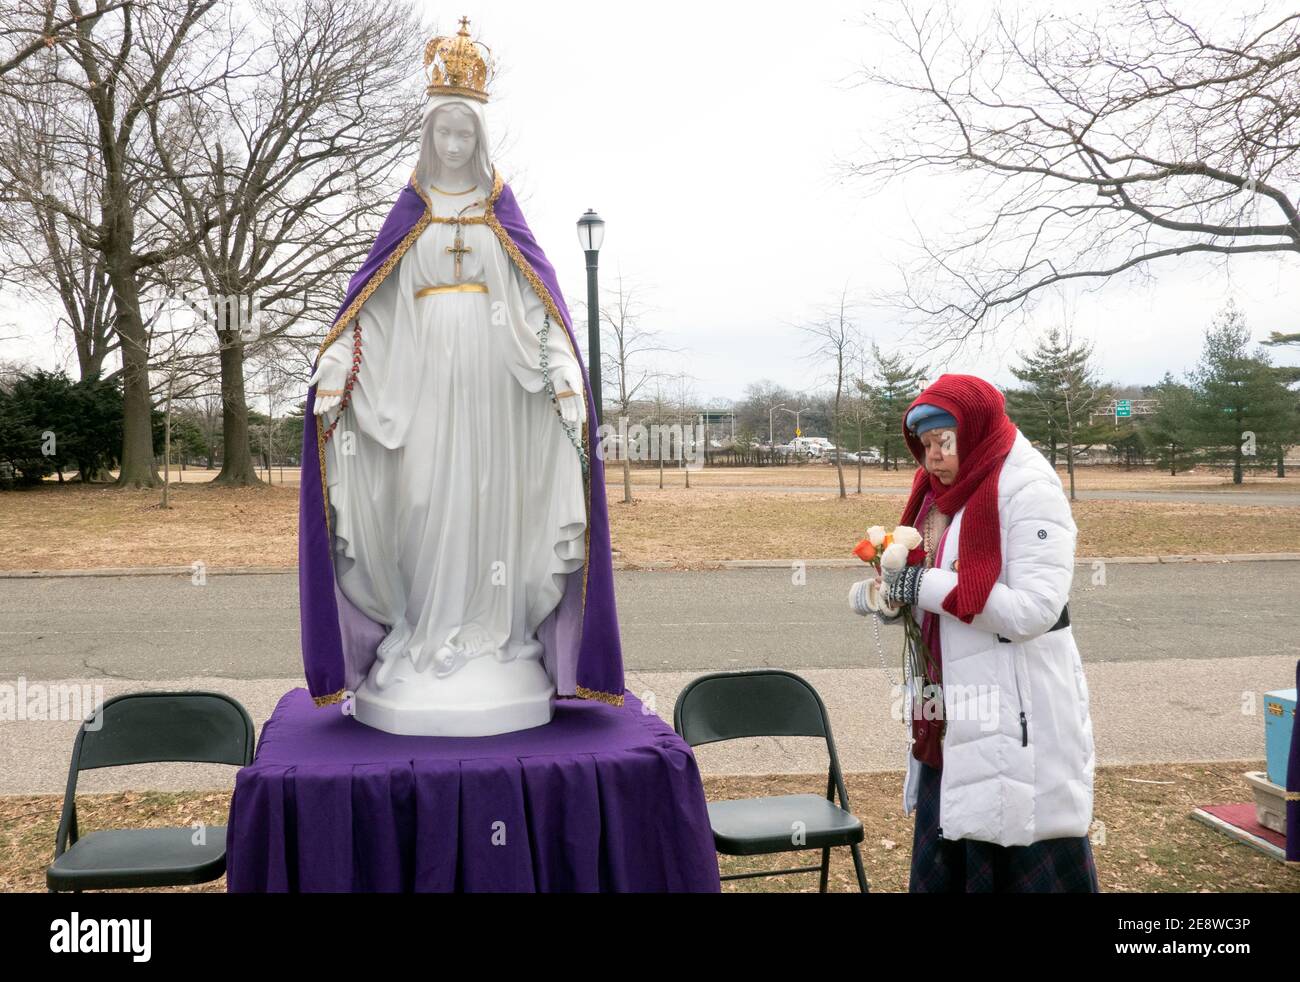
left=424, top=16, right=492, bottom=103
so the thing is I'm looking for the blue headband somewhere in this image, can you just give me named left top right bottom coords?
left=906, top=403, right=958, bottom=437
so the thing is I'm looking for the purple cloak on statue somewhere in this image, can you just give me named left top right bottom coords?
left=297, top=168, right=624, bottom=709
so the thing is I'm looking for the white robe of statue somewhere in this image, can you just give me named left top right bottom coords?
left=318, top=183, right=587, bottom=736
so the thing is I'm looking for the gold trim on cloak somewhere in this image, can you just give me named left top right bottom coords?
left=313, top=688, right=348, bottom=708
left=311, top=167, right=623, bottom=709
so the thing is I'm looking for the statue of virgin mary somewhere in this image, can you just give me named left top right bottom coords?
left=297, top=18, right=624, bottom=736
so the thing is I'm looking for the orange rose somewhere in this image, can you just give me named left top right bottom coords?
left=853, top=539, right=877, bottom=564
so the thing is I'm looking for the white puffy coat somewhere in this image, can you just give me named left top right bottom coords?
left=900, top=429, right=1096, bottom=847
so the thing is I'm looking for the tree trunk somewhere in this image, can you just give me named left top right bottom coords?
left=1065, top=419, right=1077, bottom=501
left=113, top=283, right=161, bottom=488
left=683, top=420, right=691, bottom=489
left=161, top=380, right=173, bottom=510
left=75, top=341, right=106, bottom=382
left=622, top=457, right=632, bottom=504
left=856, top=419, right=863, bottom=494
left=212, top=332, right=264, bottom=486
left=1277, top=448, right=1285, bottom=479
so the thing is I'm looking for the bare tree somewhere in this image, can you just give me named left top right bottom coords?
left=645, top=377, right=673, bottom=491
left=8, top=0, right=226, bottom=487
left=854, top=1, right=1300, bottom=349
left=1, top=37, right=160, bottom=481
left=148, top=0, right=428, bottom=485
left=799, top=285, right=860, bottom=499
left=594, top=270, right=677, bottom=502
left=0, top=16, right=137, bottom=382
left=845, top=343, right=875, bottom=494
left=144, top=285, right=215, bottom=507
left=671, top=371, right=698, bottom=489
left=3, top=0, right=430, bottom=488
left=0, top=0, right=129, bottom=80
left=736, top=379, right=797, bottom=455
left=195, top=390, right=222, bottom=469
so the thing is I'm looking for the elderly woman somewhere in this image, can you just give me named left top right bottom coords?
left=851, top=373, right=1099, bottom=892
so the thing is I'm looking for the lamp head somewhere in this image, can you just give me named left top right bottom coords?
left=577, top=209, right=605, bottom=252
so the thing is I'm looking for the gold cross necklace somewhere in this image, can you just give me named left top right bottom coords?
left=443, top=197, right=485, bottom=282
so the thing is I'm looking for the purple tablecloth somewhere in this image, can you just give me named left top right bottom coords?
left=225, top=688, right=721, bottom=892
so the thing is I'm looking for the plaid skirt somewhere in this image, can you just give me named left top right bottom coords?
left=909, top=761, right=1101, bottom=893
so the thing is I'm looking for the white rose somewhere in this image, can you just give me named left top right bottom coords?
left=867, top=525, right=886, bottom=547
left=892, top=525, right=922, bottom=551
left=881, top=542, right=910, bottom=573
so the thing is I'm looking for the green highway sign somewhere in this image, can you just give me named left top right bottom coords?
left=1115, top=400, right=1131, bottom=418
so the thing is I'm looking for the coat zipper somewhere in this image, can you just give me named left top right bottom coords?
left=1012, top=650, right=1028, bottom=746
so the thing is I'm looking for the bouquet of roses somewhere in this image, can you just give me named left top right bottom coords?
left=848, top=525, right=936, bottom=687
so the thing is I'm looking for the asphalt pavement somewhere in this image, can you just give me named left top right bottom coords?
left=1, top=563, right=1295, bottom=792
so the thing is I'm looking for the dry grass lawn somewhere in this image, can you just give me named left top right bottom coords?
left=613, top=463, right=1300, bottom=492
left=80, top=463, right=1300, bottom=493
left=2, top=761, right=1292, bottom=893
left=606, top=489, right=1300, bottom=568
left=0, top=483, right=299, bottom=571
left=2, top=481, right=1298, bottom=571
left=710, top=761, right=1297, bottom=892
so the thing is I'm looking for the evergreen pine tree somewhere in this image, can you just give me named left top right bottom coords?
left=860, top=344, right=927, bottom=471
left=1007, top=328, right=1110, bottom=499
left=1189, top=306, right=1296, bottom=484
left=1143, top=373, right=1199, bottom=475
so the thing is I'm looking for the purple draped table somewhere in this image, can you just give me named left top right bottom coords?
left=225, top=688, right=722, bottom=892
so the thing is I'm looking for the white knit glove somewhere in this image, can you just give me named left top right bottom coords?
left=848, top=571, right=903, bottom=619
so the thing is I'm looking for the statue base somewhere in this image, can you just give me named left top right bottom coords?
left=354, top=650, right=555, bottom=737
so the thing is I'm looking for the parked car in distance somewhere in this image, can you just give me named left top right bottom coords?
left=789, top=436, right=838, bottom=458
left=830, top=449, right=883, bottom=464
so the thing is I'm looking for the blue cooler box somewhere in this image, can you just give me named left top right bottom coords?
left=1265, top=688, right=1296, bottom=787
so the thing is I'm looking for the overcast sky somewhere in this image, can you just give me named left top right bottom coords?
left=5, top=0, right=1297, bottom=403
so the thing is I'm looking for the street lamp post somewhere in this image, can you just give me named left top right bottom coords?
left=576, top=209, right=605, bottom=426
left=776, top=406, right=811, bottom=457
left=776, top=405, right=810, bottom=433
left=769, top=404, right=786, bottom=448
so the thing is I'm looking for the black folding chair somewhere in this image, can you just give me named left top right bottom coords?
left=674, top=670, right=869, bottom=892
left=47, top=691, right=255, bottom=892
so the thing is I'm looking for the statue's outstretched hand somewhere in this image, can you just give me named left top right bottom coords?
left=308, top=339, right=353, bottom=418
left=552, top=367, right=585, bottom=430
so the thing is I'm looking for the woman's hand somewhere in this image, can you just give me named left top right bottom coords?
left=308, top=340, right=353, bottom=418
left=849, top=569, right=903, bottom=618
left=885, top=563, right=928, bottom=607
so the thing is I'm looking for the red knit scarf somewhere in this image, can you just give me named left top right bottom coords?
left=898, top=374, right=1018, bottom=623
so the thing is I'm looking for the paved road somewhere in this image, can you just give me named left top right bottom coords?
left=1, top=564, right=1295, bottom=791
left=1, top=563, right=1295, bottom=678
